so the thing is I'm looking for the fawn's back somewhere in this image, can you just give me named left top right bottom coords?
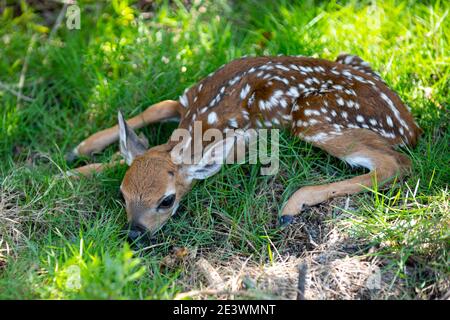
left=176, top=54, right=421, bottom=147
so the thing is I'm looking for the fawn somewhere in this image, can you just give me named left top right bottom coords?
left=67, top=54, right=421, bottom=244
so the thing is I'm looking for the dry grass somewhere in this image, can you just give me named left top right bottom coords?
left=0, top=186, right=32, bottom=262
left=160, top=198, right=410, bottom=300
left=0, top=171, right=98, bottom=264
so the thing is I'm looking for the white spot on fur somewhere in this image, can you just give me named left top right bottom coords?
left=229, top=75, right=241, bottom=86
left=275, top=64, right=290, bottom=71
left=299, top=66, right=312, bottom=73
left=287, top=87, right=299, bottom=98
left=304, top=109, right=321, bottom=116
left=258, top=100, right=266, bottom=110
left=248, top=93, right=255, bottom=106
left=347, top=100, right=355, bottom=108
left=240, top=84, right=251, bottom=99
left=344, top=55, right=353, bottom=64
left=380, top=92, right=410, bottom=132
left=207, top=112, right=218, bottom=124
left=179, top=94, right=188, bottom=108
left=386, top=115, right=394, bottom=127
left=314, top=66, right=325, bottom=73
left=356, top=115, right=365, bottom=123
left=304, top=132, right=329, bottom=143
left=228, top=118, right=239, bottom=128
left=272, top=76, right=289, bottom=85
left=344, top=154, right=374, bottom=170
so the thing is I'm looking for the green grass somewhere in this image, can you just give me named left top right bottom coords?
left=0, top=0, right=448, bottom=299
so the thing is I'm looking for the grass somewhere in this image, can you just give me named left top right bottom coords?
left=0, top=0, right=448, bottom=299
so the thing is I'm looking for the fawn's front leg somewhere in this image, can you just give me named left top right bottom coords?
left=67, top=100, right=182, bottom=161
left=280, top=129, right=411, bottom=225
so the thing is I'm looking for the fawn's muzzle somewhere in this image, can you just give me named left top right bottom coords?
left=127, top=222, right=152, bottom=246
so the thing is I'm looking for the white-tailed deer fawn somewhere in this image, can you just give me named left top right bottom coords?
left=67, top=54, right=421, bottom=244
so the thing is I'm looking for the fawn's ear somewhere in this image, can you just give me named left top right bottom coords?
left=118, top=111, right=148, bottom=165
left=184, top=136, right=236, bottom=180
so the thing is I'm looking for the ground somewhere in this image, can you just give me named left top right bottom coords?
left=0, top=0, right=448, bottom=299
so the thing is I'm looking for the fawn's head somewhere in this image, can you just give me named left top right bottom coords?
left=118, top=112, right=234, bottom=245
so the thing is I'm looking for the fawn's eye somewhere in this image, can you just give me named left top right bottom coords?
left=158, top=194, right=175, bottom=210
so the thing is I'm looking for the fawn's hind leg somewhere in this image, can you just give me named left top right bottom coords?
left=67, top=100, right=182, bottom=161
left=280, top=129, right=411, bottom=225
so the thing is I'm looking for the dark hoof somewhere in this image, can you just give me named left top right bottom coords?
left=279, top=215, right=294, bottom=227
left=65, top=149, right=78, bottom=163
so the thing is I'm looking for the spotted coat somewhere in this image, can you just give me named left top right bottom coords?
left=177, top=54, right=421, bottom=148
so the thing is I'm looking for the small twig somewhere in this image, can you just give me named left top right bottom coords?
left=296, top=263, right=308, bottom=300
left=263, top=227, right=281, bottom=261
left=440, top=290, right=450, bottom=300
left=344, top=197, right=350, bottom=210
left=0, top=78, right=44, bottom=88
left=231, top=255, right=252, bottom=292
left=49, top=2, right=70, bottom=40
left=63, top=159, right=125, bottom=179
left=134, top=242, right=167, bottom=253
left=13, top=1, right=73, bottom=108
left=304, top=225, right=319, bottom=248
left=196, top=257, right=225, bottom=290
left=0, top=81, right=34, bottom=102
left=16, top=34, right=37, bottom=108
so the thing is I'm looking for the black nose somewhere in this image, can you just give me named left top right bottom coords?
left=127, top=223, right=149, bottom=244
